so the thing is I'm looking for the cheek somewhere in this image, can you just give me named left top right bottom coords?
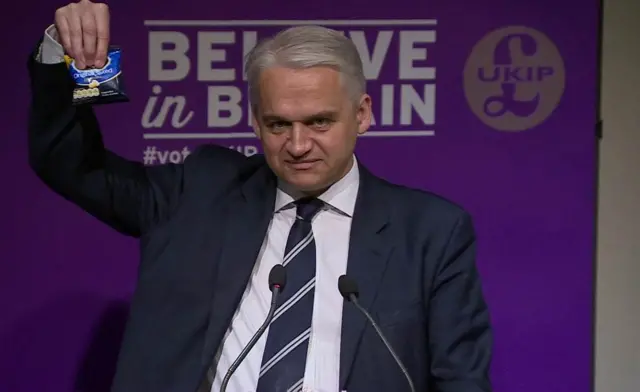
left=260, top=137, right=284, bottom=158
left=317, top=128, right=357, bottom=156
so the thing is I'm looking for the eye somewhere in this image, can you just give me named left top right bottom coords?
left=267, top=121, right=291, bottom=132
left=310, top=118, right=333, bottom=129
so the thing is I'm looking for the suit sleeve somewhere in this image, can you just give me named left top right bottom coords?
left=428, top=212, right=493, bottom=392
left=27, top=41, right=187, bottom=238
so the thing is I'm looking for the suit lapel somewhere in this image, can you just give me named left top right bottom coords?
left=201, top=161, right=277, bottom=365
left=339, top=165, right=395, bottom=387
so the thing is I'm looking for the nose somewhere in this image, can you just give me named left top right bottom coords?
left=286, top=124, right=313, bottom=157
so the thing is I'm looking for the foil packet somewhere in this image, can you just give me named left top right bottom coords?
left=65, top=47, right=129, bottom=105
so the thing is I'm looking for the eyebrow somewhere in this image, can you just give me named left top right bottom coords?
left=261, top=110, right=340, bottom=123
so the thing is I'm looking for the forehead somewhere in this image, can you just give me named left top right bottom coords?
left=257, top=66, right=347, bottom=117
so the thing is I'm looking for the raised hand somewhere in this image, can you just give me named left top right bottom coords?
left=54, top=0, right=110, bottom=69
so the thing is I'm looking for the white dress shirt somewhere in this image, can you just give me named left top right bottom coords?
left=35, top=24, right=360, bottom=391
left=210, top=159, right=359, bottom=392
left=39, top=25, right=65, bottom=64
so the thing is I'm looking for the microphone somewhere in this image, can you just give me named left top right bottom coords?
left=219, top=264, right=287, bottom=392
left=338, top=275, right=416, bottom=392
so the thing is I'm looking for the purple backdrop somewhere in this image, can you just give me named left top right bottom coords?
left=1, top=1, right=599, bottom=391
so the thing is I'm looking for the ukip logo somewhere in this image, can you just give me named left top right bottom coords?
left=463, top=26, right=565, bottom=132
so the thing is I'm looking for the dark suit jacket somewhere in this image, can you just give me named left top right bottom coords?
left=27, top=49, right=493, bottom=392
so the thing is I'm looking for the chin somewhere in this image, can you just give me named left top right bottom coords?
left=282, top=173, right=328, bottom=193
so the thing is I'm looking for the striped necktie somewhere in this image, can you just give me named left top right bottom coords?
left=256, top=197, right=324, bottom=392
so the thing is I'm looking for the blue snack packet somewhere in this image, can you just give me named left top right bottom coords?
left=65, top=46, right=129, bottom=105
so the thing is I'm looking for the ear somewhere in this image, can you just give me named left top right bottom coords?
left=355, top=94, right=372, bottom=135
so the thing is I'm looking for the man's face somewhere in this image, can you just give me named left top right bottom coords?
left=253, top=66, right=372, bottom=195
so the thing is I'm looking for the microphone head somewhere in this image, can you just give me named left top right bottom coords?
left=338, top=275, right=359, bottom=301
left=268, top=264, right=286, bottom=292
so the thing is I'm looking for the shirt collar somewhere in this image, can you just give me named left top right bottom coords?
left=274, top=156, right=360, bottom=217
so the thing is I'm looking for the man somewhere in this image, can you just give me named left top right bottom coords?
left=28, top=1, right=493, bottom=391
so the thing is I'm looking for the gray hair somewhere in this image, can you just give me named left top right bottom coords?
left=244, top=25, right=366, bottom=114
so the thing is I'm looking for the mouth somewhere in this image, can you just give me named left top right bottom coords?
left=285, top=160, right=320, bottom=170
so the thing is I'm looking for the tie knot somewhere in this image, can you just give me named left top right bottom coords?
left=295, top=197, right=324, bottom=222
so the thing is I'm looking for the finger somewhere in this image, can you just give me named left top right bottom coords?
left=55, top=13, right=73, bottom=56
left=94, top=6, right=110, bottom=67
left=82, top=12, right=98, bottom=66
left=68, top=8, right=86, bottom=69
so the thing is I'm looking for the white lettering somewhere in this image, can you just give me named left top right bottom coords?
left=141, top=85, right=194, bottom=128
left=147, top=29, right=437, bottom=81
left=208, top=86, right=243, bottom=127
left=370, top=84, right=435, bottom=126
left=153, top=147, right=191, bottom=164
left=399, top=31, right=436, bottom=80
left=157, top=150, right=169, bottom=163
left=401, top=84, right=435, bottom=125
left=229, top=145, right=259, bottom=157
left=73, top=68, right=114, bottom=78
left=148, top=32, right=190, bottom=81
left=349, top=31, right=393, bottom=80
left=197, top=32, right=236, bottom=81
left=169, top=150, right=182, bottom=163
left=381, top=84, right=395, bottom=125
left=145, top=28, right=438, bottom=131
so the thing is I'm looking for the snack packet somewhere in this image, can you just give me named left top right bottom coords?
left=64, top=46, right=129, bottom=105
